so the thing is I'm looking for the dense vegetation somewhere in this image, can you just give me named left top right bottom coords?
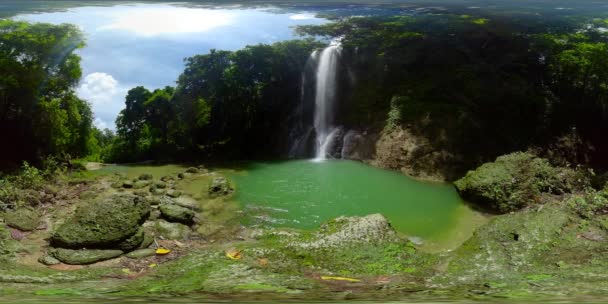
left=3, top=12, right=608, bottom=174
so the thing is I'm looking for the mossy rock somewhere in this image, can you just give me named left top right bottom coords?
left=51, top=195, right=150, bottom=249
left=5, top=207, right=41, bottom=231
left=454, top=152, right=581, bottom=213
left=117, top=227, right=145, bottom=252
left=126, top=248, right=156, bottom=259
left=159, top=204, right=195, bottom=225
left=153, top=181, right=167, bottom=189
left=0, top=224, right=19, bottom=262
left=166, top=190, right=182, bottom=198
left=138, top=174, right=153, bottom=181
left=38, top=255, right=60, bottom=266
left=139, top=231, right=155, bottom=249
left=154, top=220, right=191, bottom=240
left=123, top=181, right=134, bottom=189
left=208, top=177, right=234, bottom=197
left=110, top=181, right=123, bottom=189
left=50, top=248, right=123, bottom=265
left=133, top=180, right=151, bottom=189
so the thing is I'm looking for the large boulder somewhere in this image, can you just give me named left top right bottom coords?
left=159, top=204, right=195, bottom=225
left=208, top=177, right=234, bottom=197
left=454, top=152, right=582, bottom=213
left=294, top=214, right=399, bottom=249
left=51, top=195, right=150, bottom=249
left=49, top=248, right=123, bottom=265
left=4, top=207, right=40, bottom=231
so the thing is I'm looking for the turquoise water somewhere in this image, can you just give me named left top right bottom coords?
left=231, top=160, right=483, bottom=242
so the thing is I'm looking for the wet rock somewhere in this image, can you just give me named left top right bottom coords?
left=122, top=180, right=134, bottom=189
left=166, top=190, right=182, bottom=198
left=38, top=255, right=61, bottom=266
left=51, top=195, right=150, bottom=249
left=117, top=227, right=145, bottom=251
left=126, top=248, right=156, bottom=259
left=159, top=204, right=195, bottom=225
left=50, top=248, right=123, bottom=265
left=173, top=196, right=202, bottom=212
left=208, top=177, right=233, bottom=197
left=185, top=167, right=199, bottom=174
left=138, top=173, right=153, bottom=181
left=133, top=180, right=151, bottom=189
left=155, top=220, right=191, bottom=240
left=5, top=207, right=40, bottom=231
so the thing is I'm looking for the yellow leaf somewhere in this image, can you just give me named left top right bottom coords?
left=156, top=248, right=171, bottom=255
left=148, top=263, right=157, bottom=268
left=121, top=268, right=132, bottom=274
left=257, top=258, right=268, bottom=267
left=320, top=276, right=361, bottom=282
left=225, top=249, right=242, bottom=260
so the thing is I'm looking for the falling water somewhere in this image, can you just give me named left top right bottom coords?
left=313, top=40, right=341, bottom=160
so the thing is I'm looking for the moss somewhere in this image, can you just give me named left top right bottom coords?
left=566, top=189, right=608, bottom=219
left=51, top=195, right=150, bottom=249
left=455, top=152, right=582, bottom=213
left=117, top=227, right=145, bottom=251
left=4, top=207, right=40, bottom=231
left=159, top=204, right=195, bottom=224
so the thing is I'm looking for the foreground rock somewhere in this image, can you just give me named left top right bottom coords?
left=51, top=195, right=150, bottom=249
left=454, top=152, right=583, bottom=213
left=152, top=220, right=191, bottom=240
left=4, top=207, right=40, bottom=231
left=50, top=248, right=123, bottom=265
left=294, top=213, right=400, bottom=249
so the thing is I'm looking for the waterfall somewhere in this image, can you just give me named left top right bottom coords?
left=313, top=40, right=341, bottom=160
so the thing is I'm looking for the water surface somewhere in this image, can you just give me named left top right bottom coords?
left=231, top=160, right=485, bottom=249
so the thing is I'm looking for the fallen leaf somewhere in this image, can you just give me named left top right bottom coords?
left=257, top=258, right=268, bottom=267
left=148, top=263, right=157, bottom=268
left=156, top=248, right=171, bottom=255
left=225, top=249, right=242, bottom=260
left=321, top=276, right=361, bottom=283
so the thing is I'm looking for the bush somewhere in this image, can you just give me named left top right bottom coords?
left=567, top=189, right=608, bottom=219
left=454, top=152, right=586, bottom=213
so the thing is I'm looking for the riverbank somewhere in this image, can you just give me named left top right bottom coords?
left=0, top=155, right=607, bottom=302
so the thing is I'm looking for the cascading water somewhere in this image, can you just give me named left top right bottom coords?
left=313, top=40, right=341, bottom=160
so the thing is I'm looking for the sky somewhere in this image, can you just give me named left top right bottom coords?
left=16, top=3, right=326, bottom=130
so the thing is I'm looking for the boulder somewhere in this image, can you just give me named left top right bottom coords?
left=295, top=214, right=399, bottom=249
left=126, top=248, right=156, bottom=259
left=160, top=175, right=174, bottom=182
left=159, top=204, right=195, bottom=225
left=117, top=227, right=145, bottom=251
left=155, top=220, right=191, bottom=240
left=50, top=248, right=123, bottom=265
left=455, top=152, right=582, bottom=213
left=208, top=177, right=233, bottom=197
left=111, top=181, right=123, bottom=189
left=51, top=195, right=150, bottom=249
left=138, top=173, right=153, bottom=181
left=145, top=196, right=162, bottom=206
left=133, top=180, right=151, bottom=189
left=122, top=181, right=134, bottom=189
left=150, top=187, right=167, bottom=196
left=5, top=207, right=40, bottom=231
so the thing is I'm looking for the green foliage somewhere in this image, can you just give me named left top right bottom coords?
left=455, top=152, right=585, bottom=213
left=567, top=189, right=608, bottom=219
left=0, top=20, right=93, bottom=169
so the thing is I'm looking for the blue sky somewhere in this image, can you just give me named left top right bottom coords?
left=16, top=3, right=326, bottom=130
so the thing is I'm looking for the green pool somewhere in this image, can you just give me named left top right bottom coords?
left=231, top=160, right=485, bottom=248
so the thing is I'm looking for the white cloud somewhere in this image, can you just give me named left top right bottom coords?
left=100, top=7, right=234, bottom=36
left=77, top=72, right=118, bottom=106
left=93, top=117, right=108, bottom=130
left=290, top=13, right=315, bottom=20
left=77, top=72, right=125, bottom=130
